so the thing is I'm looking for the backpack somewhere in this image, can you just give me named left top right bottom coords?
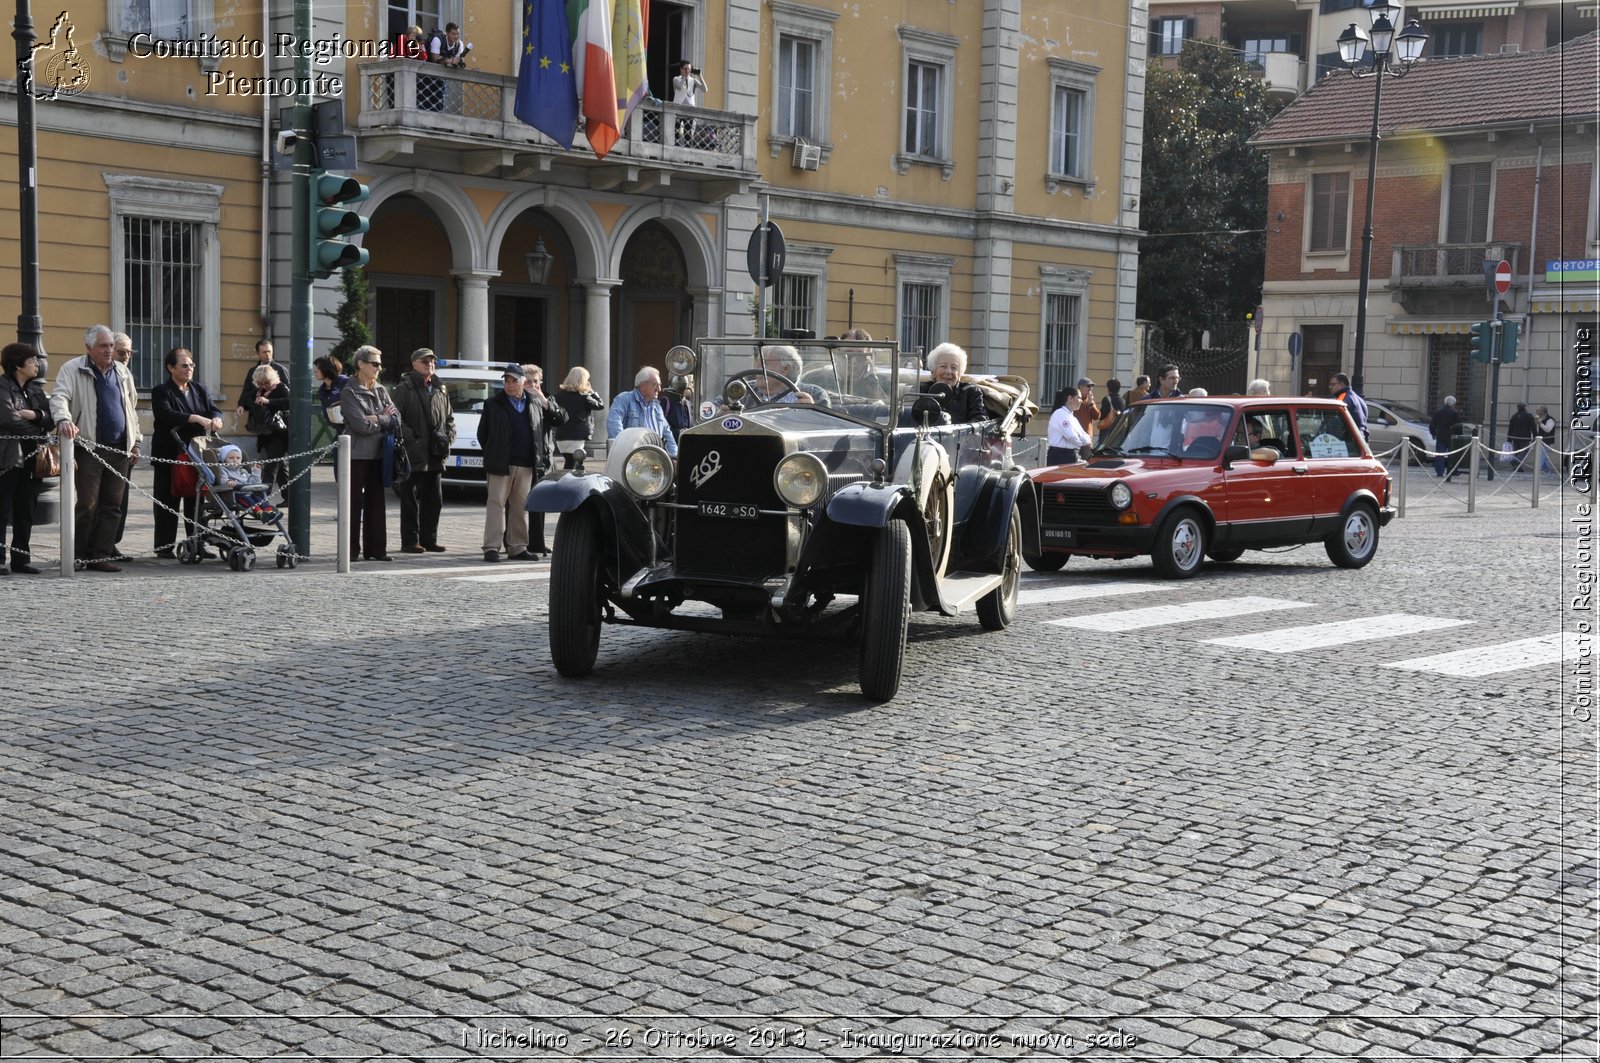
left=425, top=25, right=445, bottom=57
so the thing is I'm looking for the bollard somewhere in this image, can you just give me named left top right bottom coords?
left=336, top=433, right=351, bottom=574
left=1467, top=441, right=1479, bottom=514
left=1396, top=438, right=1408, bottom=519
left=1531, top=440, right=1542, bottom=509
left=59, top=435, right=76, bottom=578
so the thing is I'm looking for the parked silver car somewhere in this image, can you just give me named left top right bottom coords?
left=1366, top=398, right=1474, bottom=464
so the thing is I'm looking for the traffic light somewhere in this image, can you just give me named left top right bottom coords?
left=308, top=170, right=369, bottom=278
left=1468, top=320, right=1490, bottom=363
left=1500, top=320, right=1520, bottom=364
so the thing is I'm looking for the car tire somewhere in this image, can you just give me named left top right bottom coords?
left=1207, top=547, right=1244, bottom=564
left=1024, top=551, right=1068, bottom=573
left=977, top=504, right=1022, bottom=631
left=1151, top=508, right=1206, bottom=579
left=859, top=520, right=912, bottom=703
left=549, top=507, right=605, bottom=677
left=1326, top=502, right=1380, bottom=569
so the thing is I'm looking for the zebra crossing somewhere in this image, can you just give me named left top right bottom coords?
left=378, top=563, right=1565, bottom=679
left=1023, top=574, right=1563, bottom=678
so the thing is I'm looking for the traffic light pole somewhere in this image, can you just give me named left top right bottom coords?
left=287, top=0, right=315, bottom=554
left=1484, top=309, right=1502, bottom=482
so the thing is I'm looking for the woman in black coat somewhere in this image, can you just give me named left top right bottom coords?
left=0, top=343, right=52, bottom=574
left=151, top=346, right=224, bottom=557
left=247, top=363, right=291, bottom=494
left=553, top=366, right=606, bottom=471
left=921, top=342, right=988, bottom=423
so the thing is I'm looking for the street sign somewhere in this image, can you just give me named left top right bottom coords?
left=746, top=221, right=786, bottom=290
left=1494, top=259, right=1512, bottom=294
left=1287, top=332, right=1303, bottom=359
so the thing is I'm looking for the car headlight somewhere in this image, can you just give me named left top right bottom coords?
left=773, top=452, right=828, bottom=508
left=622, top=445, right=673, bottom=500
left=1109, top=482, right=1133, bottom=510
left=665, top=345, right=697, bottom=377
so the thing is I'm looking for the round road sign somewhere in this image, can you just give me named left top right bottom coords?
left=1494, top=259, right=1512, bottom=295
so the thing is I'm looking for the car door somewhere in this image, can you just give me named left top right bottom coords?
left=1219, top=407, right=1311, bottom=544
left=1294, top=405, right=1369, bottom=537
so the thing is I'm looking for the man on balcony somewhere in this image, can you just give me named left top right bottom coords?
left=672, top=61, right=708, bottom=148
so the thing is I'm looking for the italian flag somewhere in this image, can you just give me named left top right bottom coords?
left=570, top=0, right=619, bottom=158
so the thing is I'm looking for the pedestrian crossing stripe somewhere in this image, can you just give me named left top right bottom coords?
left=1017, top=582, right=1169, bottom=607
left=1202, top=613, right=1472, bottom=653
left=367, top=561, right=546, bottom=577
left=452, top=570, right=553, bottom=583
left=1045, top=596, right=1313, bottom=632
left=1383, top=632, right=1577, bottom=677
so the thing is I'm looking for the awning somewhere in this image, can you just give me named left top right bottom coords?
left=1387, top=320, right=1474, bottom=334
left=1578, top=3, right=1598, bottom=16
left=1413, top=4, right=1517, bottom=17
left=1532, top=298, right=1599, bottom=314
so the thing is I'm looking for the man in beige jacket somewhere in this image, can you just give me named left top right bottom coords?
left=50, top=324, right=142, bottom=571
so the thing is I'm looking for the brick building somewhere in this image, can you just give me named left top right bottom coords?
left=1250, top=32, right=1598, bottom=438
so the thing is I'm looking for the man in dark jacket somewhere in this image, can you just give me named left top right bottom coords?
left=391, top=348, right=455, bottom=553
left=1507, top=403, right=1537, bottom=468
left=1329, top=373, right=1369, bottom=440
left=1429, top=396, right=1460, bottom=479
left=478, top=363, right=564, bottom=562
left=150, top=346, right=224, bottom=558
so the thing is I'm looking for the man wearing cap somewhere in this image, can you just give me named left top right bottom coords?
left=478, top=362, right=558, bottom=562
left=391, top=348, right=455, bottom=553
left=1073, top=377, right=1099, bottom=444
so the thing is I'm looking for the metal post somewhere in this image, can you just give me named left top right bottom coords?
left=1349, top=61, right=1385, bottom=397
left=335, top=432, right=351, bottom=573
left=1466, top=440, right=1479, bottom=514
left=1396, top=438, right=1408, bottom=518
left=1484, top=318, right=1501, bottom=481
left=755, top=194, right=770, bottom=338
left=58, top=434, right=74, bottom=577
left=1531, top=439, right=1542, bottom=509
left=12, top=0, right=44, bottom=351
left=287, top=0, right=316, bottom=555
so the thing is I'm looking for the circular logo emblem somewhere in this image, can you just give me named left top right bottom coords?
left=720, top=417, right=743, bottom=432
left=699, top=400, right=717, bottom=420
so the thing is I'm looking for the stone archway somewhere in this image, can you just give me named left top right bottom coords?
left=616, top=221, right=691, bottom=390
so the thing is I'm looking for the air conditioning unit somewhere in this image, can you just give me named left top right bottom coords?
left=791, top=139, right=821, bottom=171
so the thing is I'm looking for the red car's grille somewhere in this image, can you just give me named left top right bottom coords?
left=1042, top=487, right=1118, bottom=525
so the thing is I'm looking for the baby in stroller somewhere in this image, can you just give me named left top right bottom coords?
left=216, top=444, right=278, bottom=518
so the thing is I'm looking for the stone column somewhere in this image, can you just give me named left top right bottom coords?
left=583, top=278, right=621, bottom=401
left=452, top=269, right=498, bottom=360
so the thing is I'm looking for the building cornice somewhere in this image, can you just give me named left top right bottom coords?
left=0, top=82, right=259, bottom=156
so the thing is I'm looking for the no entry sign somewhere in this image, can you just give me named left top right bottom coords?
left=1494, top=259, right=1512, bottom=295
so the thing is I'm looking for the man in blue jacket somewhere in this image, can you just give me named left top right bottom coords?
left=607, top=366, right=678, bottom=457
left=1329, top=373, right=1369, bottom=440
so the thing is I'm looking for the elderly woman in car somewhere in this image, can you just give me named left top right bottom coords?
left=921, top=342, right=987, bottom=423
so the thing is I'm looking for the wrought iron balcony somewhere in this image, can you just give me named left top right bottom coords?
left=355, top=59, right=757, bottom=190
left=1391, top=243, right=1523, bottom=286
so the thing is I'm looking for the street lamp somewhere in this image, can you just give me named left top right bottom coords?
left=524, top=238, right=554, bottom=285
left=1338, top=0, right=1427, bottom=395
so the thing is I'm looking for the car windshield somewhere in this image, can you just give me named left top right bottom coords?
left=1095, top=401, right=1237, bottom=459
left=693, top=339, right=924, bottom=427
left=441, top=377, right=497, bottom=414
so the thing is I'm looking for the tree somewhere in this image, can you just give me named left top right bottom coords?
left=327, top=267, right=373, bottom=370
left=1138, top=44, right=1286, bottom=344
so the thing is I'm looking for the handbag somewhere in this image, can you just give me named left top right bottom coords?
left=170, top=450, right=199, bottom=498
left=32, top=441, right=60, bottom=478
left=382, top=430, right=411, bottom=488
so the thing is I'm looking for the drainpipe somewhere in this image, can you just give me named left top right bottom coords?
left=1521, top=127, right=1543, bottom=405
left=259, top=2, right=272, bottom=335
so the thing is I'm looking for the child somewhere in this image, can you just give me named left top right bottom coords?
left=217, top=444, right=276, bottom=517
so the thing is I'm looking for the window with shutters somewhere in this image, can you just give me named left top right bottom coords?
left=894, top=26, right=957, bottom=177
left=769, top=2, right=837, bottom=156
left=905, top=61, right=941, bottom=157
left=1307, top=171, right=1350, bottom=253
left=776, top=36, right=816, bottom=140
left=1153, top=18, right=1194, bottom=56
left=1046, top=59, right=1098, bottom=188
left=1446, top=161, right=1492, bottom=244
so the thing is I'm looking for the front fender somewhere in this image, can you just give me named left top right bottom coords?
left=953, top=467, right=1026, bottom=573
left=527, top=473, right=611, bottom=514
left=826, top=481, right=913, bottom=529
left=530, top=475, right=659, bottom=580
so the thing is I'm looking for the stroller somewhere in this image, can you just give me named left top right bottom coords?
left=171, top=435, right=299, bottom=571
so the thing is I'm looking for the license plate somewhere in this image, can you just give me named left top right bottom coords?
left=699, top=502, right=758, bottom=520
left=1042, top=527, right=1076, bottom=544
left=454, top=455, right=483, bottom=468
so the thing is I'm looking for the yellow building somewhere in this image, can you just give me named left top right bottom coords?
left=1, top=0, right=1147, bottom=406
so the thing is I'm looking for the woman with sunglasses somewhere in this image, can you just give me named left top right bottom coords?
left=339, top=346, right=400, bottom=561
left=150, top=346, right=224, bottom=558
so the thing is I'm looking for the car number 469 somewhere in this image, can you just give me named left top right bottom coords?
left=699, top=502, right=758, bottom=519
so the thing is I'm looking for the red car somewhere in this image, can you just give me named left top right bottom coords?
left=1023, top=396, right=1394, bottom=578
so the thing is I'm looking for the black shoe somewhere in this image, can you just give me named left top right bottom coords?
left=509, top=550, right=535, bottom=561
left=11, top=563, right=39, bottom=575
left=424, top=544, right=447, bottom=552
left=401, top=544, right=426, bottom=554
left=366, top=554, right=394, bottom=562
left=155, top=548, right=176, bottom=560
left=483, top=550, right=500, bottom=563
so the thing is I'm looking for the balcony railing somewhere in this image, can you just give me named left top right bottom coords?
left=356, top=59, right=756, bottom=176
left=1393, top=243, right=1523, bottom=284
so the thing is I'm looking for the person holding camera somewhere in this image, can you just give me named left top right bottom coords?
left=431, top=23, right=471, bottom=67
left=391, top=348, right=454, bottom=554
left=672, top=60, right=707, bottom=146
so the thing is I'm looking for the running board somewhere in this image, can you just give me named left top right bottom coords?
left=937, top=571, right=1004, bottom=615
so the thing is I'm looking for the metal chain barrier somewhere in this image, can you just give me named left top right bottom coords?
left=1, top=433, right=337, bottom=574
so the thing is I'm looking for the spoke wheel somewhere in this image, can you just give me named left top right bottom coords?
left=549, top=507, right=605, bottom=676
left=1326, top=503, right=1379, bottom=568
left=1152, top=509, right=1206, bottom=579
left=977, top=504, right=1022, bottom=631
left=923, top=473, right=952, bottom=577
left=859, top=520, right=912, bottom=702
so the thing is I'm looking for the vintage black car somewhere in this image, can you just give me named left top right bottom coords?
left=527, top=339, right=1033, bottom=701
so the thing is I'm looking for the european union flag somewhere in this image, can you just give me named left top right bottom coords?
left=514, top=0, right=578, bottom=148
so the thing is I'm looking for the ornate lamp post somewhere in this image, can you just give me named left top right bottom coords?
left=1337, top=1, right=1427, bottom=394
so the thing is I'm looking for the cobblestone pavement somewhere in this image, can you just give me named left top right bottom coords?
left=2, top=471, right=1596, bottom=1059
